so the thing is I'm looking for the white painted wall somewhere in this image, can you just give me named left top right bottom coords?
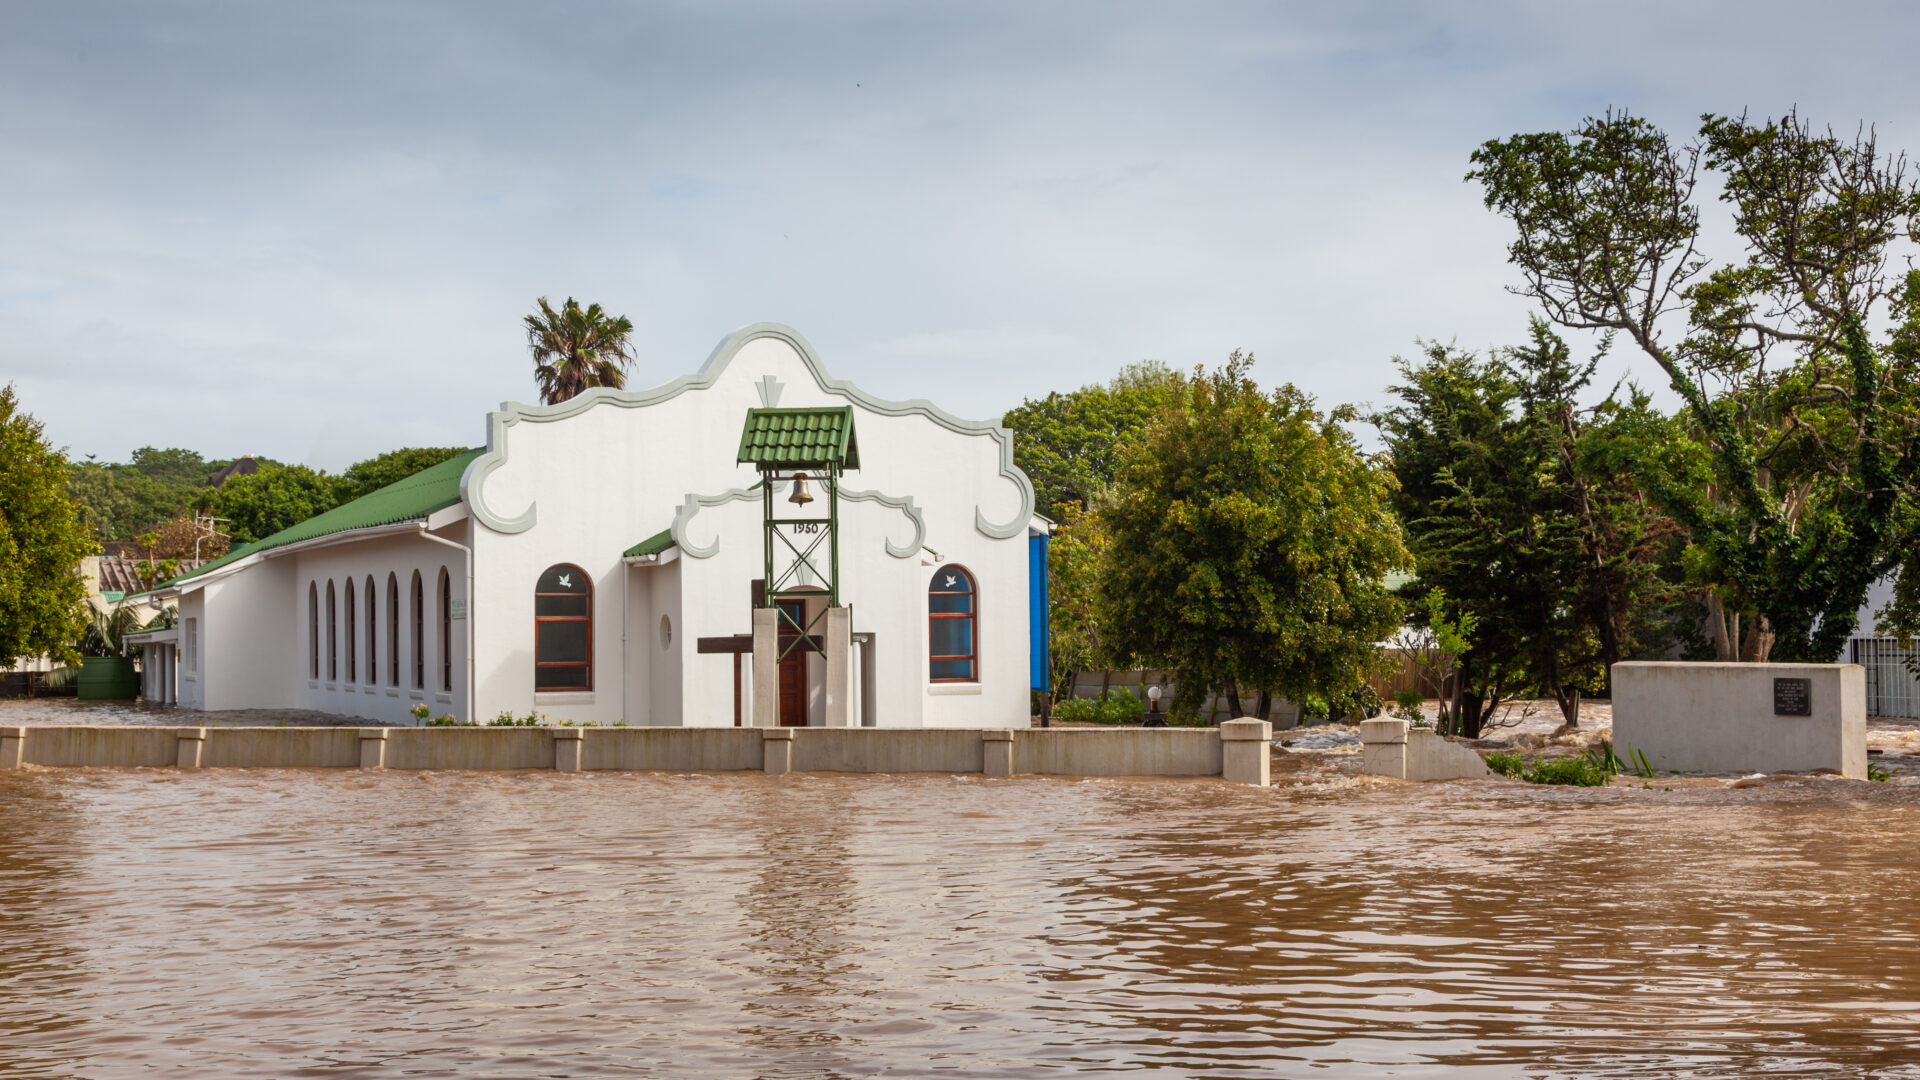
left=463, top=327, right=1034, bottom=729
left=288, top=528, right=469, bottom=725
left=195, top=558, right=297, bottom=710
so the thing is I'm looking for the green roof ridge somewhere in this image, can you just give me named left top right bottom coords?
left=161, top=449, right=484, bottom=587
left=623, top=529, right=675, bottom=559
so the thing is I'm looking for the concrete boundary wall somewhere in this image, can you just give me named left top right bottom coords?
left=0, top=721, right=1273, bottom=785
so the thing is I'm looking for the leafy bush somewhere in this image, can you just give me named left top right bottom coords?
left=1523, top=757, right=1610, bottom=786
left=1053, top=686, right=1147, bottom=724
left=1483, top=748, right=1613, bottom=786
left=1484, top=752, right=1524, bottom=777
left=488, top=710, right=546, bottom=727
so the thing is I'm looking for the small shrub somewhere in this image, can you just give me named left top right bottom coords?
left=1485, top=750, right=1612, bottom=786
left=1523, top=757, right=1609, bottom=787
left=1054, top=687, right=1147, bottom=724
left=1392, top=690, right=1424, bottom=722
left=409, top=703, right=431, bottom=723
left=1870, top=761, right=1893, bottom=782
left=1484, top=751, right=1524, bottom=777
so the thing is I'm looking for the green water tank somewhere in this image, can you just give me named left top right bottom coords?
left=77, top=656, right=139, bottom=700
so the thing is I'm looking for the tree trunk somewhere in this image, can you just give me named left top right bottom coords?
left=1253, top=690, right=1271, bottom=723
left=1740, top=615, right=1775, bottom=663
left=1459, top=691, right=1484, bottom=739
left=1224, top=684, right=1245, bottom=720
left=1555, top=686, right=1581, bottom=728
left=1706, top=593, right=1737, bottom=661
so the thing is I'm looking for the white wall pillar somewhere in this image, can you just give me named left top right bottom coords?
left=750, top=607, right=778, bottom=727
left=1220, top=718, right=1272, bottom=786
left=823, top=606, right=853, bottom=727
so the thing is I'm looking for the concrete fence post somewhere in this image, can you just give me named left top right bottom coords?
left=0, top=726, right=24, bottom=769
left=983, top=729, right=1015, bottom=777
left=358, top=728, right=388, bottom=770
left=762, top=728, right=794, bottom=776
left=176, top=727, right=206, bottom=769
left=1220, top=718, right=1272, bottom=786
left=554, top=727, right=586, bottom=773
left=1358, top=718, right=1409, bottom=779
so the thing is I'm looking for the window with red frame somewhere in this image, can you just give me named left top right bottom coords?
left=928, top=566, right=977, bottom=682
left=535, top=564, right=592, bottom=690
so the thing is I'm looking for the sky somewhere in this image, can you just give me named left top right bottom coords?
left=5, top=1, right=1920, bottom=470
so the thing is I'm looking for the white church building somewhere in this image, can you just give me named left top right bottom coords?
left=143, top=323, right=1051, bottom=728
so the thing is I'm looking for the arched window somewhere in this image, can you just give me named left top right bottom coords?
left=928, top=566, right=977, bottom=682
left=535, top=564, right=592, bottom=690
left=326, top=580, right=338, bottom=682
left=410, top=570, right=425, bottom=690
left=438, top=567, right=453, bottom=693
left=344, top=582, right=356, bottom=683
left=387, top=573, right=400, bottom=686
left=365, top=577, right=377, bottom=684
left=308, top=581, right=319, bottom=679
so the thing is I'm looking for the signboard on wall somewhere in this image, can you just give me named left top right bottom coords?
left=1773, top=677, right=1811, bottom=716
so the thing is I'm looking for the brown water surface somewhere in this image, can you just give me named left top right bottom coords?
left=3, top=768, right=1919, bottom=1078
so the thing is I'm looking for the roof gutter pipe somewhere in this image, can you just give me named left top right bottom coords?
left=415, top=524, right=476, bottom=727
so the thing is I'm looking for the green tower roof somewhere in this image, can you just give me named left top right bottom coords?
left=736, top=406, right=860, bottom=469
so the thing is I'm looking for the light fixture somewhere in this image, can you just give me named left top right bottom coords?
left=788, top=472, right=815, bottom=507
left=1144, top=684, right=1168, bottom=727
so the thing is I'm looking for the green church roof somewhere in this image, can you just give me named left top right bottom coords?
left=161, top=448, right=484, bottom=588
left=737, top=406, right=859, bottom=469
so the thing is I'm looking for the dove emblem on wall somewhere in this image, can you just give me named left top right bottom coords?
left=558, top=573, right=572, bottom=589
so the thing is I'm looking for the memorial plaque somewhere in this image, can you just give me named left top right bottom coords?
left=1773, top=677, right=1812, bottom=716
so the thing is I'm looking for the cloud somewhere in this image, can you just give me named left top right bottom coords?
left=3, top=1, right=1918, bottom=468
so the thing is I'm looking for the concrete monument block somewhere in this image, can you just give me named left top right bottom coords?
left=357, top=728, right=388, bottom=769
left=1220, top=717, right=1272, bottom=786
left=762, top=728, right=794, bottom=776
left=982, top=728, right=1015, bottom=777
left=175, top=727, right=206, bottom=769
left=1612, top=661, right=1867, bottom=778
left=0, top=726, right=24, bottom=769
left=553, top=727, right=585, bottom=773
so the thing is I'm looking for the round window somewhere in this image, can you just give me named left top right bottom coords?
left=659, top=614, right=672, bottom=650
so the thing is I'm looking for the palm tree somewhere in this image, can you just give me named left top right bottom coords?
left=524, top=296, right=636, bottom=405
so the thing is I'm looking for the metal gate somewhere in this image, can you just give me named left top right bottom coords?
left=1851, top=638, right=1920, bottom=719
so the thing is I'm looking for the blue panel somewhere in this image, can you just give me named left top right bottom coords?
left=1028, top=533, right=1050, bottom=691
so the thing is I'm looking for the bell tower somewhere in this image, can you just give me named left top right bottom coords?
left=736, top=406, right=860, bottom=727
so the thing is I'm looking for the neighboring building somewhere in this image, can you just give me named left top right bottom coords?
left=207, top=455, right=259, bottom=488
left=1845, top=574, right=1919, bottom=719
left=144, top=323, right=1048, bottom=727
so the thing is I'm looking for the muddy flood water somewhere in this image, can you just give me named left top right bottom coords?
left=4, top=765, right=1920, bottom=1079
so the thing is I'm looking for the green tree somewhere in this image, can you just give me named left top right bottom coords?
left=525, top=296, right=636, bottom=405
left=0, top=385, right=97, bottom=668
left=1042, top=502, right=1111, bottom=701
left=1098, top=353, right=1408, bottom=719
left=1470, top=108, right=1920, bottom=663
left=202, top=465, right=338, bottom=544
left=1002, top=361, right=1180, bottom=515
left=1377, top=324, right=1683, bottom=734
left=335, top=447, right=469, bottom=503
